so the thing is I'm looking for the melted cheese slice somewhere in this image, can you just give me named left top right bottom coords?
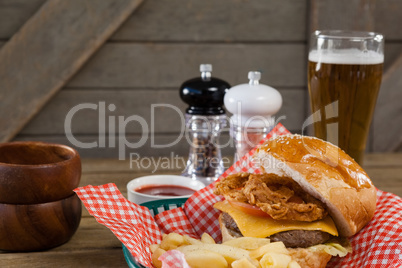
left=214, top=201, right=338, bottom=238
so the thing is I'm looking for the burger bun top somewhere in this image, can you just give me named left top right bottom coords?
left=254, top=134, right=376, bottom=237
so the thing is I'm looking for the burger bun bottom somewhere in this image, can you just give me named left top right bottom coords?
left=219, top=215, right=332, bottom=268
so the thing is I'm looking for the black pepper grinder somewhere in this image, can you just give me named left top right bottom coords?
left=180, top=64, right=231, bottom=185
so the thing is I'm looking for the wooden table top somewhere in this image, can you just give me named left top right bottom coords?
left=2, top=153, right=402, bottom=267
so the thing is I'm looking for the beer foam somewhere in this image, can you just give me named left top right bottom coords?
left=309, top=48, right=384, bottom=65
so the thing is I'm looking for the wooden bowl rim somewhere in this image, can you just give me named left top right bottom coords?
left=0, top=141, right=79, bottom=168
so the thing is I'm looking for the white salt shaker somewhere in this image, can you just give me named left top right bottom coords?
left=224, top=71, right=282, bottom=161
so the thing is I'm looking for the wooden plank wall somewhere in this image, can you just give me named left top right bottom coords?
left=0, top=0, right=143, bottom=143
left=2, top=0, right=400, bottom=158
left=7, top=0, right=308, bottom=158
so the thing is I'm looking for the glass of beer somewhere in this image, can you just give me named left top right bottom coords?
left=307, top=30, right=384, bottom=164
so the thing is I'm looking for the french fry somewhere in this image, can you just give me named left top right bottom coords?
left=149, top=244, right=159, bottom=253
left=180, top=249, right=228, bottom=268
left=259, top=252, right=292, bottom=268
left=152, top=233, right=302, bottom=268
left=223, top=237, right=271, bottom=250
left=231, top=258, right=258, bottom=268
left=250, top=242, right=288, bottom=259
left=151, top=247, right=166, bottom=268
left=177, top=244, right=250, bottom=265
left=201, top=232, right=216, bottom=244
left=183, top=235, right=204, bottom=245
left=160, top=233, right=185, bottom=250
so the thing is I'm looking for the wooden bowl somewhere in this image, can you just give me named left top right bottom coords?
left=0, top=193, right=82, bottom=251
left=0, top=141, right=81, bottom=204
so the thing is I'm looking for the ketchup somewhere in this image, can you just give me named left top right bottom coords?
left=134, top=184, right=196, bottom=196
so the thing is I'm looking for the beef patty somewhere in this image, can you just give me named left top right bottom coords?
left=221, top=212, right=331, bottom=248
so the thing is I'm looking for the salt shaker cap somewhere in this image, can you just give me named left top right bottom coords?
left=224, top=71, right=282, bottom=127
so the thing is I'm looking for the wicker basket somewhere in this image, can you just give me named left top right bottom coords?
left=123, top=198, right=188, bottom=268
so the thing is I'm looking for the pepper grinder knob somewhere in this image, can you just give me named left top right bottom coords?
left=180, top=64, right=230, bottom=115
left=200, top=64, right=212, bottom=80
left=224, top=71, right=282, bottom=160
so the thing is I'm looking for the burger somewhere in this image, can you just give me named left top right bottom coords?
left=213, top=134, right=377, bottom=268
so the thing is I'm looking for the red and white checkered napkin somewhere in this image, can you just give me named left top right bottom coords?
left=74, top=183, right=161, bottom=267
left=327, top=189, right=402, bottom=268
left=75, top=123, right=402, bottom=268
